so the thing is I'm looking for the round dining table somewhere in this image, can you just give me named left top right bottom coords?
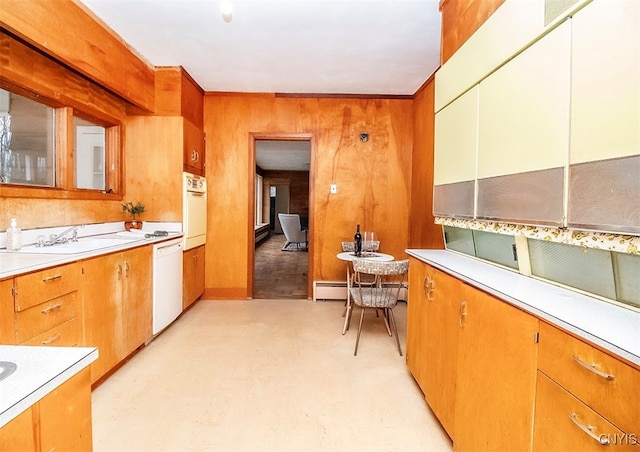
left=337, top=251, right=395, bottom=334
left=336, top=251, right=394, bottom=262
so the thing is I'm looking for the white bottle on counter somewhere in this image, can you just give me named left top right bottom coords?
left=6, top=218, right=22, bottom=250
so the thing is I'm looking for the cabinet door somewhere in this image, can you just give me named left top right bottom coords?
left=0, top=279, right=14, bottom=344
left=183, top=118, right=205, bottom=175
left=121, top=247, right=152, bottom=358
left=476, top=21, right=571, bottom=226
left=406, top=257, right=428, bottom=392
left=183, top=245, right=205, bottom=309
left=81, top=253, right=123, bottom=384
left=568, top=0, right=640, bottom=233
left=433, top=86, right=479, bottom=218
left=40, top=367, right=93, bottom=452
left=454, top=287, right=539, bottom=451
left=423, top=266, right=460, bottom=437
left=0, top=406, right=37, bottom=451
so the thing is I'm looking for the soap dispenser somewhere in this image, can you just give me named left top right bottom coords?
left=6, top=218, right=22, bottom=250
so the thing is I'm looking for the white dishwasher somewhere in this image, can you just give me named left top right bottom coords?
left=152, top=237, right=184, bottom=335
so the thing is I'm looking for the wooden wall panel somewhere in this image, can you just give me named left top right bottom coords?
left=440, top=0, right=505, bottom=63
left=203, top=93, right=413, bottom=298
left=410, top=78, right=445, bottom=249
left=0, top=0, right=155, bottom=112
left=124, top=116, right=184, bottom=222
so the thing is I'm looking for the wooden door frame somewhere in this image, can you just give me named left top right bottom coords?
left=248, top=132, right=315, bottom=299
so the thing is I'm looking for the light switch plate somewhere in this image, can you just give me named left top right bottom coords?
left=330, top=184, right=337, bottom=194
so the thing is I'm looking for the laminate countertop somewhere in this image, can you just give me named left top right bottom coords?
left=406, top=249, right=640, bottom=368
left=0, top=345, right=98, bottom=429
left=0, top=222, right=182, bottom=280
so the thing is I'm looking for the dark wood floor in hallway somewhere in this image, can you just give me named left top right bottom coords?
left=253, top=233, right=308, bottom=299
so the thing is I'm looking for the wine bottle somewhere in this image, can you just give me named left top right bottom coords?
left=354, top=224, right=362, bottom=256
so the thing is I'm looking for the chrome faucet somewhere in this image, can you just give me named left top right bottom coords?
left=45, top=226, right=79, bottom=246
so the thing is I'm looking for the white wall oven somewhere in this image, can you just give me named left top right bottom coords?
left=183, top=172, right=207, bottom=250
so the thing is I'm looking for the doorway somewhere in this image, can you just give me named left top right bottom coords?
left=250, top=134, right=313, bottom=299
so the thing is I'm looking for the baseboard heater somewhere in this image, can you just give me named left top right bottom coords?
left=313, top=280, right=347, bottom=301
left=313, top=280, right=408, bottom=302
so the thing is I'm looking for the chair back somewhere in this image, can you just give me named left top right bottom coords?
left=278, top=213, right=306, bottom=240
left=341, top=241, right=355, bottom=252
left=351, top=259, right=409, bottom=309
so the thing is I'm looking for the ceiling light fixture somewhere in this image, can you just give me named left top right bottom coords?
left=220, top=0, right=233, bottom=23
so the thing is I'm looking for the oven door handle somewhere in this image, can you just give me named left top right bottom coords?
left=188, top=191, right=206, bottom=197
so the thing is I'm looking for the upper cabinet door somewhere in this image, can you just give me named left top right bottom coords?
left=433, top=86, right=479, bottom=219
left=475, top=20, right=572, bottom=226
left=568, top=0, right=640, bottom=234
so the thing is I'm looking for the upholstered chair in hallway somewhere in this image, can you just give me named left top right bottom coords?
left=278, top=213, right=308, bottom=251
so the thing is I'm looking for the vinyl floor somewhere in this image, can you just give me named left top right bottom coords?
left=91, top=298, right=453, bottom=451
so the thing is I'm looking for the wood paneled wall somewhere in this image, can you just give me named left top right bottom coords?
left=410, top=77, right=445, bottom=249
left=204, top=93, right=413, bottom=298
left=0, top=0, right=155, bottom=112
left=439, top=0, right=506, bottom=63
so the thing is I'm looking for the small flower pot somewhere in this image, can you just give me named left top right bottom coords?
left=124, top=220, right=143, bottom=231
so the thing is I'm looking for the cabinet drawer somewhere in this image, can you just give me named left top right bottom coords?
left=538, top=322, right=640, bottom=435
left=15, top=292, right=77, bottom=343
left=15, top=262, right=79, bottom=311
left=20, top=317, right=78, bottom=347
left=534, top=372, right=637, bottom=451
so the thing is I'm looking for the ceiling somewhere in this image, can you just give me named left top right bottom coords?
left=77, top=0, right=442, bottom=170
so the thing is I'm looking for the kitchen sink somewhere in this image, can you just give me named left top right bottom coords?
left=5, top=236, right=143, bottom=255
left=0, top=361, right=17, bottom=383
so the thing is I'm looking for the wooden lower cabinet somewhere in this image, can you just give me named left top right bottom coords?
left=0, top=368, right=92, bottom=451
left=406, top=258, right=459, bottom=437
left=121, top=246, right=152, bottom=356
left=183, top=245, right=205, bottom=309
left=533, top=372, right=635, bottom=451
left=407, top=260, right=539, bottom=450
left=453, top=285, right=539, bottom=451
left=81, top=246, right=152, bottom=384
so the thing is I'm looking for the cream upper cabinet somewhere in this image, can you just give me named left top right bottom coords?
left=568, top=0, right=640, bottom=233
left=433, top=86, right=479, bottom=218
left=435, top=0, right=592, bottom=112
left=477, top=21, right=571, bottom=179
left=570, top=0, right=639, bottom=164
left=475, top=20, right=571, bottom=226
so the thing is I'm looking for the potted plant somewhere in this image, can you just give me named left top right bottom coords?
left=121, top=201, right=145, bottom=231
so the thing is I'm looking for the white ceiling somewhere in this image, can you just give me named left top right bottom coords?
left=78, top=0, right=442, bottom=96
left=77, top=0, right=442, bottom=170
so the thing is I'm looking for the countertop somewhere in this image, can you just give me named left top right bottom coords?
left=0, top=222, right=182, bottom=280
left=0, top=345, right=98, bottom=429
left=406, top=249, right=640, bottom=367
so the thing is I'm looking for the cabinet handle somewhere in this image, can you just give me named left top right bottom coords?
left=125, top=261, right=130, bottom=278
left=42, top=274, right=62, bottom=282
left=117, top=263, right=122, bottom=280
left=192, top=150, right=199, bottom=162
left=459, top=300, right=467, bottom=327
left=569, top=412, right=610, bottom=446
left=423, top=276, right=435, bottom=301
left=41, top=333, right=62, bottom=345
left=41, top=303, right=62, bottom=314
left=572, top=355, right=615, bottom=380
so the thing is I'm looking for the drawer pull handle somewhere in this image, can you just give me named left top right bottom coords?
left=42, top=274, right=62, bottom=282
left=572, top=355, right=615, bottom=380
left=569, top=412, right=610, bottom=446
left=41, top=333, right=62, bottom=345
left=41, top=303, right=62, bottom=314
